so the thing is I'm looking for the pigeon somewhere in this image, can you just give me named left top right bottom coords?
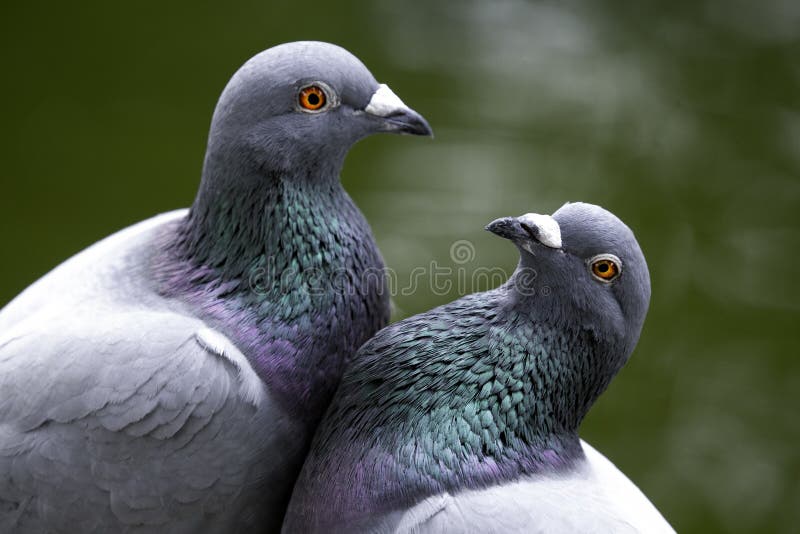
left=284, top=202, right=675, bottom=533
left=0, top=41, right=432, bottom=533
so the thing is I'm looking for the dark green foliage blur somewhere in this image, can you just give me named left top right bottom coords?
left=1, top=1, right=797, bottom=532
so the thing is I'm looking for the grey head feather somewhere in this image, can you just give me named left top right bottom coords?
left=203, top=41, right=431, bottom=183
left=490, top=201, right=651, bottom=363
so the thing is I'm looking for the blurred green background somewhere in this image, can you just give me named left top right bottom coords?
left=1, top=1, right=798, bottom=532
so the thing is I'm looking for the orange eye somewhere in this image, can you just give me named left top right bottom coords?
left=590, top=256, right=621, bottom=282
left=299, top=85, right=327, bottom=111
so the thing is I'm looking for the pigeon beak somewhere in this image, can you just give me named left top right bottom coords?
left=485, top=217, right=523, bottom=240
left=486, top=213, right=562, bottom=250
left=364, top=84, right=434, bottom=137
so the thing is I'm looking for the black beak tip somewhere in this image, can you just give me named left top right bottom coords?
left=385, top=109, right=434, bottom=137
left=411, top=115, right=434, bottom=138
left=486, top=217, right=516, bottom=239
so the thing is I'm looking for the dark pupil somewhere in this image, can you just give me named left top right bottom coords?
left=307, top=93, right=320, bottom=106
left=597, top=262, right=610, bottom=273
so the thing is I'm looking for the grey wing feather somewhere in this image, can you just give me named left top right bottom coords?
left=0, top=310, right=276, bottom=533
left=368, top=440, right=674, bottom=534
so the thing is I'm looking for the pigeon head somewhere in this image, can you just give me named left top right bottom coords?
left=204, top=41, right=432, bottom=179
left=487, top=202, right=650, bottom=360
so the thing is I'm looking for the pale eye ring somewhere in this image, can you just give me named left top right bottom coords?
left=297, top=82, right=335, bottom=113
left=588, top=253, right=622, bottom=283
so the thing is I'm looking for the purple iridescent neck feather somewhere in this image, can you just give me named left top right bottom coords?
left=153, top=152, right=389, bottom=423
left=292, top=277, right=623, bottom=522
